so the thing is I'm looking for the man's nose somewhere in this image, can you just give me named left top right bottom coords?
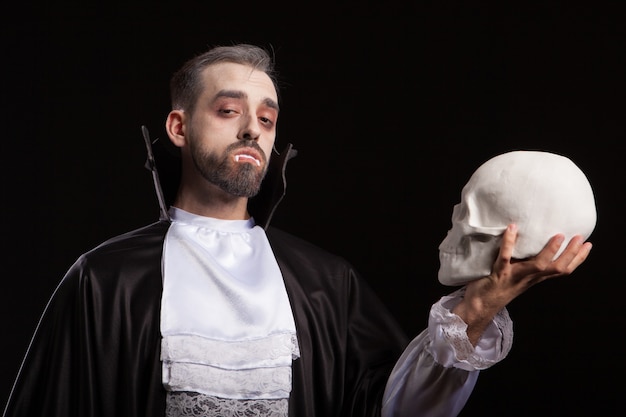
left=238, top=115, right=261, bottom=141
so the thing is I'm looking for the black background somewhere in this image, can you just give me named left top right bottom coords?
left=2, top=2, right=624, bottom=416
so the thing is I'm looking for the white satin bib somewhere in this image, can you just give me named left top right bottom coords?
left=160, top=207, right=299, bottom=402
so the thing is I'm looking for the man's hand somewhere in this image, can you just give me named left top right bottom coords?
left=453, top=223, right=593, bottom=345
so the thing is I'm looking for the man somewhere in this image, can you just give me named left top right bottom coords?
left=3, top=44, right=592, bottom=417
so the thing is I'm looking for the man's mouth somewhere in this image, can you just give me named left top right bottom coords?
left=234, top=154, right=261, bottom=166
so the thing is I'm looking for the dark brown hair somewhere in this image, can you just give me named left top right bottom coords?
left=169, top=44, right=278, bottom=115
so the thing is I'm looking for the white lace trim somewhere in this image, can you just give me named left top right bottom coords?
left=429, top=287, right=513, bottom=371
left=162, top=333, right=299, bottom=399
left=166, top=391, right=288, bottom=417
left=164, top=362, right=292, bottom=399
left=162, top=333, right=300, bottom=368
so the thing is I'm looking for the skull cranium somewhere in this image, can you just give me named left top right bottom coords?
left=438, top=150, right=597, bottom=286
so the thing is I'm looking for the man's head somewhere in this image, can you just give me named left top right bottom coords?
left=438, top=150, right=597, bottom=286
left=165, top=44, right=280, bottom=198
left=169, top=44, right=279, bottom=115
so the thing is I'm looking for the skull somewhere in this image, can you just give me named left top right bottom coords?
left=438, top=150, right=597, bottom=286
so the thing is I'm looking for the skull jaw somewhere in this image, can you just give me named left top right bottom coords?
left=437, top=249, right=497, bottom=286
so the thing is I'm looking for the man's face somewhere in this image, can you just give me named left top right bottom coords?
left=185, top=62, right=279, bottom=197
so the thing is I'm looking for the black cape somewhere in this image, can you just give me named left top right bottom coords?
left=3, top=134, right=410, bottom=416
left=4, top=220, right=411, bottom=417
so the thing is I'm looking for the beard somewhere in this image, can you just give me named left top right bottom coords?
left=189, top=139, right=268, bottom=198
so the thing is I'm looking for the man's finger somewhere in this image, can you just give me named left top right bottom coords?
left=498, top=223, right=518, bottom=263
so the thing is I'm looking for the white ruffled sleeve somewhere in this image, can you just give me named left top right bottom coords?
left=381, top=287, right=513, bottom=417
left=428, top=287, right=513, bottom=371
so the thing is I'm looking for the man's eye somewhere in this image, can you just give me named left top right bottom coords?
left=260, top=116, right=274, bottom=125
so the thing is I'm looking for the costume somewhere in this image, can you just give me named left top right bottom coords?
left=3, top=136, right=511, bottom=417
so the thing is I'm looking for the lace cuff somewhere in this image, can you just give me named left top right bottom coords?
left=427, top=287, right=513, bottom=371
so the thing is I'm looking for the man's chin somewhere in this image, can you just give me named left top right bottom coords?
left=226, top=174, right=264, bottom=197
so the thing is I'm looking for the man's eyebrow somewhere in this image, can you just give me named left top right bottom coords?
left=214, top=90, right=279, bottom=112
left=263, top=97, right=280, bottom=112
left=215, top=89, right=246, bottom=101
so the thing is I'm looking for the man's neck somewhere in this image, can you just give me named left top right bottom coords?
left=172, top=183, right=251, bottom=220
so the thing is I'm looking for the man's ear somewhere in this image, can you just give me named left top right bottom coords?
left=165, top=110, right=186, bottom=148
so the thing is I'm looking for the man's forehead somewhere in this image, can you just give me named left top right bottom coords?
left=200, top=62, right=278, bottom=102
